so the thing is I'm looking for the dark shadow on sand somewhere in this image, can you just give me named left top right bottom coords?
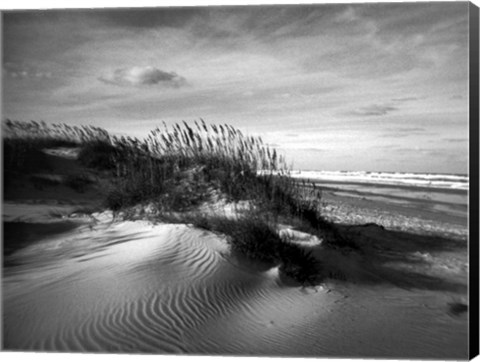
left=339, top=223, right=466, bottom=253
left=319, top=223, right=468, bottom=293
left=3, top=221, right=80, bottom=258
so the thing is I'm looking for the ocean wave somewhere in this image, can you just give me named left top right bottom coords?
left=286, top=170, right=469, bottom=190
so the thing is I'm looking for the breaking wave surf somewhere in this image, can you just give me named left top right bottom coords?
left=288, top=170, right=469, bottom=190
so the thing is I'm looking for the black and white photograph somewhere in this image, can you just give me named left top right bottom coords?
left=2, top=0, right=479, bottom=360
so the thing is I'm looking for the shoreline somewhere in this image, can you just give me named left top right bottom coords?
left=320, top=188, right=468, bottom=241
left=296, top=176, right=469, bottom=194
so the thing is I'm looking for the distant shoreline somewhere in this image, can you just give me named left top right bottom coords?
left=291, top=170, right=469, bottom=178
left=294, top=177, right=468, bottom=194
left=320, top=189, right=468, bottom=241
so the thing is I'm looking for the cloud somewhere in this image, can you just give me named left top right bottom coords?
left=2, top=4, right=469, bottom=175
left=443, top=138, right=467, bottom=143
left=92, top=8, right=201, bottom=29
left=381, top=127, right=433, bottom=138
left=4, top=63, right=52, bottom=79
left=392, top=97, right=419, bottom=102
left=352, top=104, right=398, bottom=116
left=302, top=148, right=325, bottom=153
left=99, top=66, right=186, bottom=87
left=8, top=70, right=52, bottom=79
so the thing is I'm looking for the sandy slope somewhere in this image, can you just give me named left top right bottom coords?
left=2, top=147, right=469, bottom=358
left=3, top=208, right=468, bottom=358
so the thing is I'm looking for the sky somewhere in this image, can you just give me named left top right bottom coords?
left=2, top=1, right=471, bottom=173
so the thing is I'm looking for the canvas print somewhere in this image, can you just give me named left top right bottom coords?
left=2, top=2, right=477, bottom=359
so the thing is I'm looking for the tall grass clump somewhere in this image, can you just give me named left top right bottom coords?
left=3, top=119, right=112, bottom=174
left=189, top=215, right=282, bottom=264
left=3, top=119, right=111, bottom=144
left=92, top=119, right=289, bottom=211
left=277, top=241, right=323, bottom=285
left=77, top=141, right=118, bottom=170
left=3, top=118, right=351, bottom=257
left=187, top=213, right=323, bottom=285
left=3, top=119, right=337, bottom=234
left=3, top=119, right=113, bottom=193
left=103, top=118, right=332, bottom=228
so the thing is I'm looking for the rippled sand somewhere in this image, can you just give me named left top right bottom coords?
left=3, top=211, right=468, bottom=358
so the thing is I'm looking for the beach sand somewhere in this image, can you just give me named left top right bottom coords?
left=321, top=190, right=467, bottom=240
left=2, top=149, right=469, bottom=358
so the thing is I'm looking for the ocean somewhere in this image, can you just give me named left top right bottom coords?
left=289, top=170, right=468, bottom=190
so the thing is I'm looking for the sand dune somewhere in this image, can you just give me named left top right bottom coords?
left=3, top=210, right=468, bottom=358
left=2, top=144, right=469, bottom=358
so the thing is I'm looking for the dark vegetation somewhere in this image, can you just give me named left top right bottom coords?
left=175, top=213, right=323, bottom=285
left=29, top=175, right=62, bottom=190
left=3, top=119, right=352, bottom=285
left=77, top=141, right=118, bottom=170
left=3, top=119, right=105, bottom=193
left=63, top=174, right=94, bottom=193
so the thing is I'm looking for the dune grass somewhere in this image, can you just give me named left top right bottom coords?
left=4, top=119, right=325, bottom=221
left=3, top=119, right=109, bottom=187
left=3, top=119, right=353, bottom=285
left=184, top=213, right=323, bottom=285
left=63, top=174, right=94, bottom=193
left=77, top=141, right=119, bottom=170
